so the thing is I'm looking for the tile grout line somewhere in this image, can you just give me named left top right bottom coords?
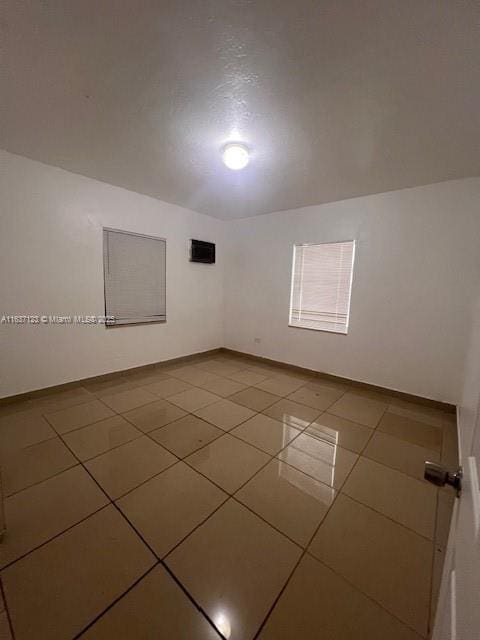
left=2, top=368, right=291, bottom=636
left=3, top=458, right=80, bottom=499
left=0, top=576, right=16, bottom=640
left=71, top=563, right=161, bottom=640
left=0, top=502, right=110, bottom=572
left=332, top=406, right=441, bottom=542
left=0, top=360, right=453, bottom=639
left=251, top=400, right=390, bottom=639
left=3, top=376, right=349, bottom=513
left=337, top=490, right=436, bottom=543
left=1, top=390, right=430, bottom=572
left=64, top=430, right=144, bottom=465
left=305, top=551, right=430, bottom=639
left=19, top=415, right=227, bottom=640
left=98, top=362, right=454, bottom=637
left=1, top=372, right=437, bottom=509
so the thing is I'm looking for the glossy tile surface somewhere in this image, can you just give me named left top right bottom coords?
left=44, top=400, right=114, bottom=434
left=90, top=379, right=140, bottom=399
left=193, top=399, right=256, bottom=431
left=168, top=388, right=221, bottom=412
left=364, top=430, right=440, bottom=481
left=63, top=415, right=141, bottom=461
left=263, top=398, right=321, bottom=429
left=309, top=494, right=432, bottom=636
left=117, top=462, right=226, bottom=558
left=306, top=412, right=373, bottom=453
left=85, top=436, right=177, bottom=499
left=30, top=387, right=94, bottom=411
left=197, top=362, right=243, bottom=377
left=149, top=414, right=223, bottom=457
left=198, top=377, right=247, bottom=397
left=229, top=387, right=279, bottom=411
left=1, top=466, right=108, bottom=568
left=1, top=506, right=155, bottom=640
left=328, top=392, right=388, bottom=427
left=388, top=399, right=449, bottom=429
left=277, top=432, right=358, bottom=489
left=1, top=437, right=76, bottom=495
left=0, top=612, right=12, bottom=640
left=342, top=457, right=437, bottom=538
left=259, top=554, right=421, bottom=640
left=166, top=500, right=302, bottom=640
left=255, top=375, right=305, bottom=397
left=186, top=434, right=270, bottom=493
left=81, top=566, right=221, bottom=639
left=101, top=387, right=158, bottom=413
left=122, top=399, right=187, bottom=432
left=227, top=369, right=269, bottom=385
left=169, top=367, right=222, bottom=386
left=142, top=377, right=193, bottom=398
left=231, top=413, right=300, bottom=455
left=0, top=354, right=454, bottom=640
left=0, top=410, right=55, bottom=458
left=378, top=411, right=442, bottom=451
left=236, top=459, right=335, bottom=546
left=441, top=422, right=459, bottom=467
left=287, top=385, right=343, bottom=411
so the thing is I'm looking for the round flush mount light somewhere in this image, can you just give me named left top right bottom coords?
left=222, top=143, right=249, bottom=170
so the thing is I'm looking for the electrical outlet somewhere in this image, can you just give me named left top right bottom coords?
left=254, top=337, right=261, bottom=344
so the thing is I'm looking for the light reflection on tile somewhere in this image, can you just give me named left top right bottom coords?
left=307, top=412, right=372, bottom=453
left=263, top=399, right=321, bottom=430
left=213, top=610, right=232, bottom=639
left=185, top=435, right=269, bottom=494
left=165, top=500, right=301, bottom=640
left=277, top=432, right=357, bottom=489
left=231, top=414, right=300, bottom=455
left=0, top=353, right=449, bottom=640
left=81, top=565, right=221, bottom=639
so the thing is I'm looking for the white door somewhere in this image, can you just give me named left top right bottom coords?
left=432, top=310, right=480, bottom=640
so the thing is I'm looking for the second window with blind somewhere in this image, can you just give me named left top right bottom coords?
left=103, top=228, right=166, bottom=326
left=289, top=240, right=355, bottom=334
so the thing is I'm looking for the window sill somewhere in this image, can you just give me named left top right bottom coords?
left=288, top=323, right=348, bottom=335
left=106, top=318, right=166, bottom=328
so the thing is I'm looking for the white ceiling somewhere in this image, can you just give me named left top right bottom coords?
left=1, top=1, right=479, bottom=220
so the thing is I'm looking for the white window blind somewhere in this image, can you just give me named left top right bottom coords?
left=103, top=228, right=166, bottom=325
left=289, top=240, right=355, bottom=334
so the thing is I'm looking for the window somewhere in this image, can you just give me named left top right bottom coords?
left=289, top=240, right=355, bottom=334
left=103, top=228, right=166, bottom=326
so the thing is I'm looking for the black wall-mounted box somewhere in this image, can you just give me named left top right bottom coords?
left=190, top=239, right=215, bottom=264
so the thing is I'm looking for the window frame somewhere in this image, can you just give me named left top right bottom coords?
left=103, top=227, right=167, bottom=327
left=288, top=239, right=355, bottom=335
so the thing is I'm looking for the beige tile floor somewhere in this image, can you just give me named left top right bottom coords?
left=0, top=354, right=458, bottom=639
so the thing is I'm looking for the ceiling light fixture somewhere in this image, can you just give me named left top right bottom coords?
left=222, top=143, right=249, bottom=170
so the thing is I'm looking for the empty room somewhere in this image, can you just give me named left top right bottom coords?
left=1, top=2, right=479, bottom=639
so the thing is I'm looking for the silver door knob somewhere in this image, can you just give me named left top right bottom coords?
left=424, top=461, right=462, bottom=495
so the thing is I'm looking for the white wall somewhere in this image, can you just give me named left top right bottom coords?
left=0, top=151, right=225, bottom=398
left=224, top=179, right=480, bottom=404
left=2, top=149, right=479, bottom=405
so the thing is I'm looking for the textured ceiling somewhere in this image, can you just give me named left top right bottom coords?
left=1, top=1, right=479, bottom=219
